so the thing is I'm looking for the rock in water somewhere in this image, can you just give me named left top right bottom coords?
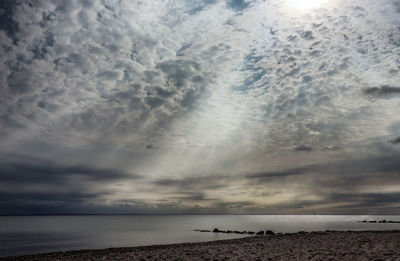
left=265, top=230, right=275, bottom=235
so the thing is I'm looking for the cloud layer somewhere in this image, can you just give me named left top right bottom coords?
left=0, top=0, right=400, bottom=214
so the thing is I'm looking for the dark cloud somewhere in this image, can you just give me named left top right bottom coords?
left=363, top=85, right=400, bottom=96
left=0, top=160, right=139, bottom=184
left=326, top=192, right=400, bottom=208
left=388, top=136, right=400, bottom=144
left=294, top=145, right=313, bottom=151
left=267, top=191, right=400, bottom=213
left=253, top=192, right=400, bottom=212
left=226, top=0, right=250, bottom=11
left=186, top=0, right=217, bottom=15
left=394, top=0, right=400, bottom=13
left=249, top=150, right=400, bottom=183
left=245, top=149, right=400, bottom=211
left=171, top=192, right=216, bottom=201
left=0, top=154, right=141, bottom=214
left=0, top=0, right=18, bottom=39
left=301, top=30, right=314, bottom=40
left=213, top=200, right=256, bottom=209
left=0, top=196, right=193, bottom=215
left=0, top=191, right=105, bottom=204
left=153, top=175, right=228, bottom=190
left=176, top=43, right=192, bottom=56
left=156, top=59, right=201, bottom=88
left=246, top=165, right=317, bottom=179
left=7, top=69, right=38, bottom=94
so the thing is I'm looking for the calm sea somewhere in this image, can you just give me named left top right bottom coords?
left=1, top=215, right=399, bottom=257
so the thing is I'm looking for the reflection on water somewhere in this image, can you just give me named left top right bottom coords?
left=1, top=215, right=399, bottom=257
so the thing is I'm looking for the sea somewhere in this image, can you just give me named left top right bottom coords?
left=1, top=215, right=399, bottom=257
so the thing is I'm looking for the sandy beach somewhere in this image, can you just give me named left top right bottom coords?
left=2, top=230, right=400, bottom=261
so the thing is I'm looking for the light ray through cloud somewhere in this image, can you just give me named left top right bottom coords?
left=0, top=0, right=399, bottom=214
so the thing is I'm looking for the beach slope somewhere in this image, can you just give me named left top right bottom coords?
left=2, top=231, right=400, bottom=260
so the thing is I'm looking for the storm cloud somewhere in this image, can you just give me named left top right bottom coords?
left=0, top=158, right=139, bottom=183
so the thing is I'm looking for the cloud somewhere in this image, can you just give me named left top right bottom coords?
left=0, top=191, right=106, bottom=204
left=0, top=159, right=139, bottom=184
left=325, top=192, right=400, bottom=208
left=0, top=0, right=400, bottom=214
left=323, top=145, right=342, bottom=151
left=186, top=0, right=218, bottom=15
left=171, top=192, right=216, bottom=201
left=0, top=153, right=141, bottom=214
left=226, top=0, right=250, bottom=11
left=294, top=145, right=313, bottom=151
left=363, top=85, right=400, bottom=97
left=388, top=136, right=400, bottom=144
left=0, top=0, right=18, bottom=38
left=246, top=165, right=317, bottom=179
left=1, top=0, right=398, bottom=152
left=0, top=0, right=224, bottom=149
left=251, top=149, right=400, bottom=182
left=153, top=175, right=228, bottom=190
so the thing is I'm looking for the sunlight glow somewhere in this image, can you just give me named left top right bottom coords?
left=285, top=0, right=328, bottom=11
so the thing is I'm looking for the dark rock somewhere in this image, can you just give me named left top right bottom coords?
left=194, top=229, right=211, bottom=232
left=248, top=231, right=255, bottom=235
left=241, top=231, right=247, bottom=234
left=234, top=231, right=241, bottom=234
left=265, top=230, right=275, bottom=235
left=256, top=231, right=264, bottom=235
left=213, top=228, right=220, bottom=233
left=227, top=230, right=233, bottom=233
left=382, top=220, right=387, bottom=223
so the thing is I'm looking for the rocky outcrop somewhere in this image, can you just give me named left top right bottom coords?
left=358, top=220, right=400, bottom=224
left=201, top=228, right=276, bottom=236
left=265, top=230, right=275, bottom=235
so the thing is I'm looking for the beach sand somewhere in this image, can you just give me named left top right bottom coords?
left=2, top=230, right=400, bottom=260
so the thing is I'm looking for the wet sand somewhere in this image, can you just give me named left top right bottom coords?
left=2, top=230, right=400, bottom=260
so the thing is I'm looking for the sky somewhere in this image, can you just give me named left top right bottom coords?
left=0, top=0, right=400, bottom=215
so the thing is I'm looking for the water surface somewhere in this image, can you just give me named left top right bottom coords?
left=1, top=215, right=399, bottom=257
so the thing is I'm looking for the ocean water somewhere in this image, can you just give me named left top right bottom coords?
left=0, top=215, right=399, bottom=257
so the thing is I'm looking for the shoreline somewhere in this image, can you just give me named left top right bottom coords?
left=2, top=230, right=400, bottom=260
